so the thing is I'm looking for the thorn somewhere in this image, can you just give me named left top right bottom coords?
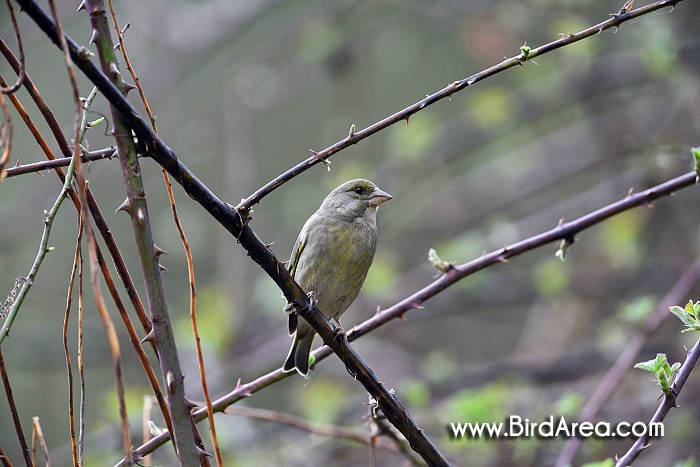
left=115, top=198, right=132, bottom=215
left=140, top=329, right=156, bottom=345
left=405, top=115, right=410, bottom=126
left=158, top=263, right=167, bottom=272
left=309, top=149, right=319, bottom=156
left=627, top=187, right=634, bottom=197
left=122, top=81, right=138, bottom=94
left=183, top=397, right=198, bottom=410
left=558, top=218, right=565, bottom=226
left=89, top=29, right=99, bottom=47
left=197, top=448, right=212, bottom=458
left=154, top=245, right=168, bottom=257
left=77, top=0, right=86, bottom=12
left=414, top=305, right=425, bottom=310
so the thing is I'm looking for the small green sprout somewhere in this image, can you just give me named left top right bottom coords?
left=691, top=147, right=700, bottom=174
left=669, top=300, right=700, bottom=333
left=634, top=353, right=681, bottom=397
left=87, top=116, right=105, bottom=128
left=519, top=43, right=532, bottom=59
left=428, top=248, right=453, bottom=273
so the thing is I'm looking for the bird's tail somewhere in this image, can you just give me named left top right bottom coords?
left=282, top=332, right=315, bottom=377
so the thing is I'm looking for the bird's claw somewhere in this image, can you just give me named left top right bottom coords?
left=306, top=290, right=317, bottom=307
left=332, top=319, right=347, bottom=343
left=283, top=302, right=300, bottom=315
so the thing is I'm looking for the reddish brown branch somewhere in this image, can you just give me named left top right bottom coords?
left=0, top=348, right=33, bottom=466
left=0, top=0, right=25, bottom=94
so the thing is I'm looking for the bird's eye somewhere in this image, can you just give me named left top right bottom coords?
left=353, top=186, right=366, bottom=195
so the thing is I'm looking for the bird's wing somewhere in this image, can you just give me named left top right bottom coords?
left=288, top=224, right=308, bottom=279
left=287, top=223, right=309, bottom=335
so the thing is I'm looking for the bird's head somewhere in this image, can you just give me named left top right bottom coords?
left=320, top=179, right=393, bottom=220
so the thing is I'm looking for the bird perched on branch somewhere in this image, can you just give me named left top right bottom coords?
left=283, top=179, right=392, bottom=377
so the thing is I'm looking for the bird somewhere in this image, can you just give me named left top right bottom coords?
left=282, top=179, right=392, bottom=377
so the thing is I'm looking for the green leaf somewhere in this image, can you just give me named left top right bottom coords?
left=692, top=147, right=700, bottom=173
left=669, top=301, right=700, bottom=333
left=634, top=353, right=680, bottom=395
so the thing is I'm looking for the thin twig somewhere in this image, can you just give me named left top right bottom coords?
left=63, top=219, right=83, bottom=467
left=0, top=92, right=11, bottom=180
left=77, top=241, right=84, bottom=466
left=0, top=445, right=15, bottom=467
left=4, top=147, right=117, bottom=178
left=0, top=348, right=33, bottom=466
left=0, top=141, right=80, bottom=345
left=30, top=417, right=50, bottom=467
left=0, top=0, right=26, bottom=94
left=225, top=405, right=401, bottom=452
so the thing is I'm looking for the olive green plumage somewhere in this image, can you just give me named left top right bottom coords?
left=283, top=179, right=392, bottom=377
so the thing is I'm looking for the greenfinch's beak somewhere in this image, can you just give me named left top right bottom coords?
left=368, top=189, right=393, bottom=207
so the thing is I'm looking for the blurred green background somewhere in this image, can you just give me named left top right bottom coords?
left=2, top=0, right=700, bottom=465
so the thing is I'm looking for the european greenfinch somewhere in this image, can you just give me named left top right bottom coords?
left=283, top=179, right=392, bottom=377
